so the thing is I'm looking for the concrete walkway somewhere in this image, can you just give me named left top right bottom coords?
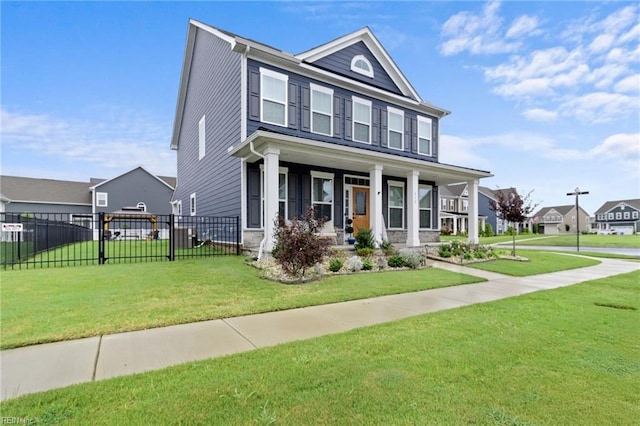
left=2, top=257, right=638, bottom=401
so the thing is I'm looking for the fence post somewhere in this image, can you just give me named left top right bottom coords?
left=98, top=212, right=105, bottom=265
left=169, top=214, right=175, bottom=261
left=236, top=215, right=240, bottom=255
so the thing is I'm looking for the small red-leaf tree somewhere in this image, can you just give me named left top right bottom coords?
left=489, top=189, right=538, bottom=256
left=272, top=207, right=331, bottom=278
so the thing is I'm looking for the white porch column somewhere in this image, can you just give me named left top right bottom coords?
left=263, top=147, right=280, bottom=251
left=461, top=217, right=467, bottom=233
left=369, top=164, right=383, bottom=246
left=406, top=170, right=420, bottom=247
left=467, top=179, right=479, bottom=244
left=453, top=216, right=457, bottom=235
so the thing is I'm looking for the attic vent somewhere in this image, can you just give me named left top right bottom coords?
left=351, top=55, right=374, bottom=78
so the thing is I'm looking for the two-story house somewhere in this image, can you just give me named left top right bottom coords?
left=438, top=183, right=498, bottom=235
left=593, top=199, right=640, bottom=235
left=169, top=20, right=492, bottom=252
left=532, top=205, right=591, bottom=235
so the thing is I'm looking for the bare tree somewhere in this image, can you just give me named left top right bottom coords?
left=490, top=189, right=538, bottom=256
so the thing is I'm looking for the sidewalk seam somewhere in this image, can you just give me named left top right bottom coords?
left=92, top=335, right=103, bottom=381
left=221, top=319, right=258, bottom=349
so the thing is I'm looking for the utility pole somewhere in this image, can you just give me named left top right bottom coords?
left=566, top=188, right=589, bottom=252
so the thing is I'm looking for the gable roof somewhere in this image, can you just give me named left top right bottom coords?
left=594, top=199, right=640, bottom=215
left=478, top=186, right=497, bottom=200
left=0, top=176, right=91, bottom=205
left=533, top=205, right=578, bottom=218
left=89, top=166, right=175, bottom=191
left=296, top=27, right=421, bottom=102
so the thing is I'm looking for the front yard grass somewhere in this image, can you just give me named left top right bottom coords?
left=515, top=234, right=640, bottom=248
left=0, top=257, right=483, bottom=349
left=2, top=270, right=638, bottom=424
left=468, top=250, right=601, bottom=276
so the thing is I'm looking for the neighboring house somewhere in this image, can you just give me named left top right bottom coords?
left=169, top=20, right=492, bottom=251
left=532, top=205, right=591, bottom=235
left=438, top=183, right=498, bottom=235
left=593, top=199, right=640, bottom=235
left=1, top=167, right=175, bottom=232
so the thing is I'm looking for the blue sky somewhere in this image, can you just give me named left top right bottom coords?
left=2, top=1, right=638, bottom=214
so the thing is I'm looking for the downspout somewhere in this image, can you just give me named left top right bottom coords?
left=249, top=140, right=267, bottom=261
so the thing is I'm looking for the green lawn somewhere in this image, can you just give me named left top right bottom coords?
left=516, top=234, right=640, bottom=248
left=469, top=250, right=601, bottom=276
left=0, top=257, right=484, bottom=349
left=441, top=234, right=536, bottom=245
left=3, top=270, right=638, bottom=424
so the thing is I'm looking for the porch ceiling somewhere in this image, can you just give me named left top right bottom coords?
left=228, top=130, right=492, bottom=185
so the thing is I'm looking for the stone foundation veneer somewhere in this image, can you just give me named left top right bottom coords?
left=384, top=230, right=440, bottom=245
left=243, top=229, right=264, bottom=249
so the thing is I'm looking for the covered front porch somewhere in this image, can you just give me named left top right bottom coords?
left=229, top=130, right=492, bottom=252
left=440, top=212, right=487, bottom=236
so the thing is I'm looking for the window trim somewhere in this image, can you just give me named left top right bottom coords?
left=387, top=106, right=404, bottom=151
left=198, top=115, right=206, bottom=160
left=96, top=192, right=108, bottom=207
left=419, top=184, right=433, bottom=230
left=350, top=54, right=374, bottom=78
left=417, top=116, right=433, bottom=156
left=623, top=211, right=630, bottom=219
left=310, top=83, right=333, bottom=137
left=387, top=180, right=405, bottom=230
left=616, top=212, right=622, bottom=220
left=259, top=166, right=288, bottom=227
left=177, top=200, right=182, bottom=217
left=633, top=211, right=639, bottom=219
left=259, top=67, right=288, bottom=127
left=190, top=193, right=196, bottom=216
left=608, top=212, right=614, bottom=220
left=352, top=96, right=372, bottom=144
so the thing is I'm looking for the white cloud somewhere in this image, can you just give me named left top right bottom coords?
left=588, top=34, right=615, bottom=54
left=523, top=108, right=558, bottom=122
left=614, top=74, right=640, bottom=93
left=438, top=134, right=491, bottom=170
left=589, top=133, right=640, bottom=158
left=1, top=107, right=175, bottom=178
left=506, top=15, right=540, bottom=39
left=439, top=0, right=530, bottom=56
left=560, top=92, right=638, bottom=123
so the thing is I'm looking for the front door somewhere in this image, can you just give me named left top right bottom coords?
left=352, top=187, right=370, bottom=236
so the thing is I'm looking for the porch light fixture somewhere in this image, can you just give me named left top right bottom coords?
left=566, top=187, right=588, bottom=252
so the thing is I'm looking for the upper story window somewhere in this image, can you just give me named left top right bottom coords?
left=260, top=68, right=288, bottom=127
left=462, top=200, right=468, bottom=212
left=198, top=115, right=206, bottom=160
left=96, top=192, right=108, bottom=207
left=418, top=116, right=433, bottom=156
left=350, top=55, right=374, bottom=78
left=387, top=107, right=404, bottom=151
left=310, top=83, right=333, bottom=136
left=136, top=202, right=147, bottom=212
left=623, top=211, right=630, bottom=219
left=352, top=97, right=371, bottom=144
left=633, top=211, right=639, bottom=219
left=616, top=212, right=622, bottom=219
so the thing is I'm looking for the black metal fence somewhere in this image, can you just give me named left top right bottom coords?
left=1, top=212, right=240, bottom=270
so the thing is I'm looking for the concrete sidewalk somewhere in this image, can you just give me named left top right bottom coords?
left=2, top=258, right=638, bottom=401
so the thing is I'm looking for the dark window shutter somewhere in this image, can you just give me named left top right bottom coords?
left=247, top=167, right=261, bottom=228
left=432, top=120, right=438, bottom=158
left=334, top=178, right=343, bottom=228
left=344, top=98, right=352, bottom=140
left=249, top=70, right=260, bottom=121
left=410, top=117, right=417, bottom=154
left=432, top=186, right=439, bottom=229
left=372, top=107, right=380, bottom=146
left=404, top=116, right=412, bottom=152
left=301, top=174, right=311, bottom=213
left=380, top=109, right=388, bottom=147
left=301, top=86, right=310, bottom=132
left=287, top=173, right=298, bottom=220
left=288, top=82, right=298, bottom=129
left=333, top=96, right=342, bottom=138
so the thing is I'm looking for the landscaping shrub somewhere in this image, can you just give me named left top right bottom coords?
left=354, top=228, right=376, bottom=251
left=328, top=258, right=343, bottom=273
left=440, top=226, right=453, bottom=236
left=376, top=256, right=388, bottom=270
left=438, top=244, right=452, bottom=258
left=355, top=247, right=374, bottom=257
left=362, top=259, right=373, bottom=271
left=483, top=223, right=495, bottom=237
left=379, top=240, right=395, bottom=256
left=521, top=227, right=530, bottom=234
left=272, top=207, right=331, bottom=278
left=347, top=256, right=363, bottom=272
left=387, top=254, right=405, bottom=268
left=399, top=249, right=424, bottom=269
left=505, top=226, right=516, bottom=236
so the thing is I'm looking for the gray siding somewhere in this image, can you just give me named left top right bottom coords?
left=247, top=60, right=439, bottom=164
left=311, top=41, right=403, bottom=95
left=93, top=168, right=174, bottom=215
left=174, top=28, right=242, bottom=217
left=478, top=193, right=497, bottom=233
left=4, top=202, right=91, bottom=217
